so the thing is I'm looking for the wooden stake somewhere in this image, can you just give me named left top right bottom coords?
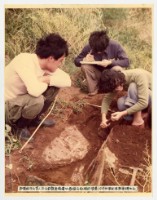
left=19, top=95, right=58, bottom=153
left=85, top=102, right=101, bottom=108
left=86, top=138, right=109, bottom=185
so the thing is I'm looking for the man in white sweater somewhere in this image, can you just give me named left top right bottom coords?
left=5, top=33, right=71, bottom=140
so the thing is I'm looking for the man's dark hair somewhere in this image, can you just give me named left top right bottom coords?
left=99, top=70, right=126, bottom=93
left=35, top=33, right=68, bottom=59
left=89, top=30, right=109, bottom=54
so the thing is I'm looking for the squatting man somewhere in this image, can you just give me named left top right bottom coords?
left=5, top=33, right=71, bottom=140
left=99, top=69, right=151, bottom=128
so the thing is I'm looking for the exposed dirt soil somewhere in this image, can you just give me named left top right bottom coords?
left=5, top=86, right=151, bottom=193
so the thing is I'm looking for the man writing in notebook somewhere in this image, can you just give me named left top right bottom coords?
left=74, top=30, right=129, bottom=95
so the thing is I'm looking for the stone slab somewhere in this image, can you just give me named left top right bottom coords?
left=42, top=125, right=90, bottom=165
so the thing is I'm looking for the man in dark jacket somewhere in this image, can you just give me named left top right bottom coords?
left=74, top=30, right=130, bottom=95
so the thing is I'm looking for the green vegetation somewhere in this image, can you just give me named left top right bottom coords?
left=5, top=124, right=21, bottom=155
left=5, top=7, right=152, bottom=73
left=5, top=7, right=152, bottom=154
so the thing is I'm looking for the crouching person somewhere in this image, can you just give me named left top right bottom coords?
left=99, top=68, right=151, bottom=128
left=5, top=33, right=71, bottom=140
left=74, top=30, right=129, bottom=96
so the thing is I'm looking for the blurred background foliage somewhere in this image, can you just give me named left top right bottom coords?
left=5, top=7, right=152, bottom=75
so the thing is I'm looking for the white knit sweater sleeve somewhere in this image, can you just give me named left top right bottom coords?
left=14, top=55, right=48, bottom=97
left=49, top=69, right=71, bottom=87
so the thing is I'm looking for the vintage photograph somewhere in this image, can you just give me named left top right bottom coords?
left=5, top=5, right=152, bottom=194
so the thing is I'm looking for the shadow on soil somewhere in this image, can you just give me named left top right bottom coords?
left=5, top=87, right=151, bottom=193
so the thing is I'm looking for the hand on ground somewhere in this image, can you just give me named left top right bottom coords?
left=100, top=119, right=110, bottom=128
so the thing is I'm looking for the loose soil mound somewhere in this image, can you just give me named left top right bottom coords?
left=5, top=86, right=151, bottom=193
